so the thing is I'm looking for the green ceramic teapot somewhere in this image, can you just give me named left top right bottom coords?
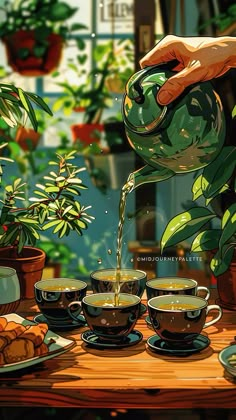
left=122, top=64, right=226, bottom=190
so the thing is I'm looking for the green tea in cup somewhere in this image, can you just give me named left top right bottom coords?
left=146, top=277, right=210, bottom=300
left=34, top=278, right=87, bottom=326
left=82, top=292, right=141, bottom=341
left=148, top=294, right=222, bottom=347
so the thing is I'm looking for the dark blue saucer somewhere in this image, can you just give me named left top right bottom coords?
left=81, top=329, right=143, bottom=349
left=34, top=313, right=87, bottom=331
left=147, top=334, right=210, bottom=356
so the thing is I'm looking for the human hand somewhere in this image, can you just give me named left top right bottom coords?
left=139, top=35, right=236, bottom=105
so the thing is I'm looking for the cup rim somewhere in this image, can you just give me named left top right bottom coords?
left=82, top=292, right=141, bottom=307
left=90, top=268, right=147, bottom=281
left=148, top=294, right=207, bottom=311
left=146, top=276, right=197, bottom=290
left=0, top=266, right=17, bottom=278
left=34, top=278, right=87, bottom=292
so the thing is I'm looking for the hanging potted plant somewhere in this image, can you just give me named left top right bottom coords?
left=0, top=0, right=87, bottom=76
left=0, top=149, right=94, bottom=299
left=160, top=143, right=236, bottom=310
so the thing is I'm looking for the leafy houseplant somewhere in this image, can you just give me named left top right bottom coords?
left=0, top=0, right=87, bottom=76
left=198, top=3, right=236, bottom=35
left=0, top=150, right=94, bottom=298
left=160, top=145, right=236, bottom=309
left=0, top=82, right=52, bottom=130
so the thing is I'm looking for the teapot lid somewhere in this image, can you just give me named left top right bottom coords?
left=122, top=66, right=169, bottom=134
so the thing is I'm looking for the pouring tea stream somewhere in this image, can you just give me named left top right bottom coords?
left=115, top=64, right=226, bottom=305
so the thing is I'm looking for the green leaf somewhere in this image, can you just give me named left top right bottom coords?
left=53, top=220, right=65, bottom=234
left=71, top=23, right=88, bottom=32
left=17, top=217, right=38, bottom=225
left=34, top=190, right=48, bottom=198
left=191, top=229, right=221, bottom=252
left=59, top=221, right=69, bottom=238
left=192, top=175, right=203, bottom=201
left=205, top=183, right=229, bottom=206
left=45, top=186, right=60, bottom=193
left=25, top=92, right=53, bottom=116
left=76, top=219, right=87, bottom=229
left=18, top=88, right=38, bottom=131
left=42, top=219, right=62, bottom=230
left=210, top=246, right=234, bottom=276
left=232, top=105, right=236, bottom=118
left=75, top=38, right=86, bottom=50
left=160, top=207, right=216, bottom=252
left=67, top=178, right=82, bottom=184
left=218, top=203, right=236, bottom=250
left=65, top=187, right=80, bottom=195
left=202, top=146, right=236, bottom=198
left=18, top=230, right=26, bottom=254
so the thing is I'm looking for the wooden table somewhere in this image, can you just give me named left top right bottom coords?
left=1, top=291, right=236, bottom=409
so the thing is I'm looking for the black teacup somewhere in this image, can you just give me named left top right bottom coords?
left=82, top=292, right=141, bottom=342
left=148, top=294, right=222, bottom=347
left=90, top=268, right=147, bottom=298
left=34, top=278, right=87, bottom=326
left=146, top=277, right=210, bottom=300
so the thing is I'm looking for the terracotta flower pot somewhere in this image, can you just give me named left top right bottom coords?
left=0, top=246, right=46, bottom=299
left=71, top=123, right=104, bottom=146
left=215, top=251, right=236, bottom=310
left=3, top=30, right=63, bottom=76
left=16, top=127, right=41, bottom=151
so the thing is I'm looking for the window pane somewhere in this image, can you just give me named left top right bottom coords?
left=97, top=0, right=134, bottom=34
left=68, top=0, right=92, bottom=34
left=43, top=39, right=91, bottom=93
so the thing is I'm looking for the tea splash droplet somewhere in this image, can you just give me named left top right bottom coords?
left=108, top=249, right=112, bottom=255
left=97, top=258, right=102, bottom=264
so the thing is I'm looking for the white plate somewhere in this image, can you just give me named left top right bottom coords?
left=0, top=313, right=76, bottom=373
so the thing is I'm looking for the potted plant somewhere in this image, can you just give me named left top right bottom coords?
left=160, top=144, right=236, bottom=310
left=0, top=149, right=94, bottom=299
left=0, top=0, right=87, bottom=76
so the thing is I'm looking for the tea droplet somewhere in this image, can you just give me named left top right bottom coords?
left=130, top=258, right=134, bottom=263
left=105, top=210, right=108, bottom=214
left=97, top=258, right=102, bottom=264
left=108, top=249, right=112, bottom=255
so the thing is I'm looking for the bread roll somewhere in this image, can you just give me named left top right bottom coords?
left=3, top=338, right=35, bottom=364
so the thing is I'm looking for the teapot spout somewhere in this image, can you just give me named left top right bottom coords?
left=126, top=164, right=175, bottom=192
